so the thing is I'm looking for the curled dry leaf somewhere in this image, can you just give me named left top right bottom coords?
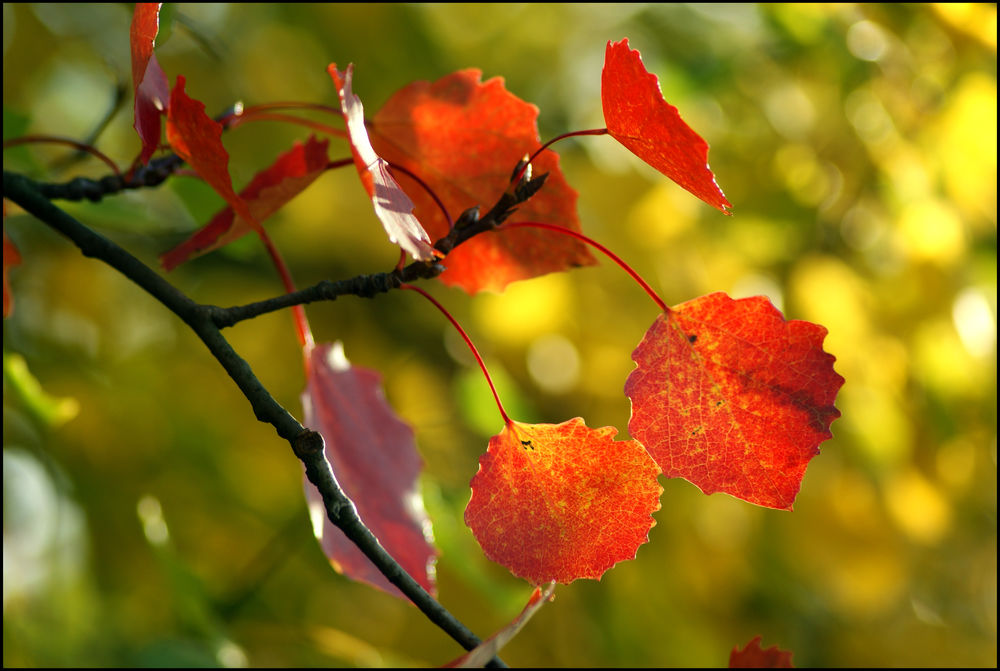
left=328, top=63, right=436, bottom=262
left=466, top=418, right=661, bottom=585
left=625, top=292, right=844, bottom=510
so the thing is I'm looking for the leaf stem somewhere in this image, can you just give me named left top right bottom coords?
left=511, top=128, right=609, bottom=184
left=223, top=111, right=347, bottom=139
left=4, top=135, right=122, bottom=176
left=400, top=284, right=512, bottom=425
left=255, top=228, right=314, bottom=353
left=504, top=221, right=669, bottom=313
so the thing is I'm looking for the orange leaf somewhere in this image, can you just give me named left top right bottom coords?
left=165, top=76, right=260, bottom=235
left=603, top=38, right=732, bottom=214
left=3, top=227, right=22, bottom=318
left=442, top=583, right=556, bottom=668
left=371, top=70, right=596, bottom=293
left=730, top=636, right=795, bottom=668
left=130, top=3, right=169, bottom=165
left=327, top=64, right=436, bottom=262
left=302, top=342, right=437, bottom=599
left=625, top=293, right=843, bottom=510
left=160, top=136, right=330, bottom=270
left=465, top=418, right=661, bottom=585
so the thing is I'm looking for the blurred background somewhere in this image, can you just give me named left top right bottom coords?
left=3, top=3, right=996, bottom=667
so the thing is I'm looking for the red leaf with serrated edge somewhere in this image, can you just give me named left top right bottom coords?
left=371, top=70, right=596, bottom=293
left=603, top=38, right=732, bottom=214
left=625, top=293, right=843, bottom=510
left=443, top=583, right=556, bottom=668
left=3, top=227, right=21, bottom=318
left=465, top=418, right=661, bottom=585
left=302, top=342, right=437, bottom=599
left=130, top=3, right=169, bottom=165
left=327, top=64, right=436, bottom=262
left=165, top=76, right=261, bottom=235
left=160, top=136, right=330, bottom=270
left=730, top=636, right=795, bottom=668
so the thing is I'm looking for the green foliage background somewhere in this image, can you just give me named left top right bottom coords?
left=3, top=3, right=996, bottom=667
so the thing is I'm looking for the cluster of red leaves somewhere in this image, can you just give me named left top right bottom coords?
left=8, top=12, right=843, bottom=665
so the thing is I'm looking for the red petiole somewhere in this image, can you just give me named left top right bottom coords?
left=400, top=284, right=512, bottom=425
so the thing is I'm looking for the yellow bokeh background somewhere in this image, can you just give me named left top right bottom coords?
left=3, top=3, right=995, bottom=667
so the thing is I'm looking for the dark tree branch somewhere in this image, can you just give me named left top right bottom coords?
left=2, top=169, right=506, bottom=666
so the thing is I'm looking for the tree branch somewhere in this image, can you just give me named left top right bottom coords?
left=2, top=169, right=505, bottom=666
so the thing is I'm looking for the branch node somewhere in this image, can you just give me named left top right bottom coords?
left=292, top=429, right=325, bottom=460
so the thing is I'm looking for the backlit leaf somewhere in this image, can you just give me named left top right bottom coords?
left=730, top=636, right=795, bottom=668
left=372, top=70, right=596, bottom=293
left=625, top=293, right=843, bottom=510
left=465, top=418, right=661, bottom=585
left=302, top=342, right=437, bottom=599
left=165, top=76, right=261, bottom=236
left=130, top=3, right=169, bottom=165
left=442, top=583, right=556, bottom=668
left=160, top=136, right=330, bottom=270
left=3, top=227, right=21, bottom=318
left=603, top=38, right=732, bottom=214
left=328, top=64, right=436, bottom=262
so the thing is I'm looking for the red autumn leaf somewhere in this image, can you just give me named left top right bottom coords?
left=160, top=136, right=330, bottom=270
left=3, top=227, right=22, bottom=318
left=302, top=342, right=437, bottom=599
left=624, top=292, right=843, bottom=510
left=730, top=636, right=795, bottom=668
left=602, top=38, right=732, bottom=214
left=371, top=69, right=596, bottom=294
left=130, top=3, right=169, bottom=165
left=165, top=76, right=262, bottom=236
left=465, top=417, right=661, bottom=585
left=442, top=582, right=556, bottom=668
left=327, top=64, right=436, bottom=262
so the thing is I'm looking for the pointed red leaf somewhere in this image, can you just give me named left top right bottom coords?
left=3, top=227, right=22, bottom=318
left=465, top=418, right=661, bottom=585
left=161, top=136, right=330, bottom=270
left=302, top=342, right=437, bottom=599
left=730, top=636, right=795, bottom=668
left=603, top=38, right=732, bottom=214
left=327, top=64, right=436, bottom=262
left=443, top=583, right=556, bottom=668
left=371, top=70, right=596, bottom=293
left=165, top=76, right=262, bottom=236
left=625, top=293, right=843, bottom=510
left=130, top=3, right=169, bottom=165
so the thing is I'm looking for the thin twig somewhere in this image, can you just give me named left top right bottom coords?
left=2, top=170, right=506, bottom=667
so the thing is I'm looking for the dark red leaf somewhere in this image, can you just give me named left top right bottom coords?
left=625, top=293, right=843, bottom=510
left=3, top=227, right=21, bottom=318
left=465, top=418, right=661, bottom=585
left=160, top=136, right=330, bottom=270
left=371, top=70, right=596, bottom=293
left=302, top=342, right=437, bottom=599
left=328, top=64, right=436, bottom=261
left=730, top=636, right=795, bottom=668
left=603, top=38, right=732, bottom=214
left=130, top=3, right=169, bottom=165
